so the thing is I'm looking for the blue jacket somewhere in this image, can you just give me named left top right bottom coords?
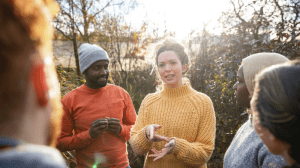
left=0, top=137, right=66, bottom=168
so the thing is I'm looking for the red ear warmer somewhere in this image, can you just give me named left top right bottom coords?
left=30, top=62, right=49, bottom=107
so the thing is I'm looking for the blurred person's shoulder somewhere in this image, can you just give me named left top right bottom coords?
left=0, top=144, right=66, bottom=168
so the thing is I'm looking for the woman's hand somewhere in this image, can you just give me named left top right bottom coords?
left=148, top=139, right=176, bottom=161
left=146, top=124, right=170, bottom=142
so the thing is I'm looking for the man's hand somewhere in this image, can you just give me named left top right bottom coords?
left=107, top=118, right=122, bottom=135
left=148, top=139, right=176, bottom=161
left=89, top=119, right=108, bottom=139
left=146, top=124, right=170, bottom=142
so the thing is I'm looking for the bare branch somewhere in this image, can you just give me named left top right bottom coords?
left=273, top=0, right=284, bottom=26
left=74, top=22, right=84, bottom=37
left=87, top=0, right=94, bottom=11
left=60, top=8, right=73, bottom=20
left=290, top=2, right=300, bottom=40
left=91, top=0, right=114, bottom=18
left=230, top=0, right=247, bottom=24
left=55, top=27, right=72, bottom=40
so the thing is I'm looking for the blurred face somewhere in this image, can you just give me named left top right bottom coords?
left=233, top=65, right=251, bottom=108
left=157, top=51, right=187, bottom=88
left=84, top=60, right=110, bottom=89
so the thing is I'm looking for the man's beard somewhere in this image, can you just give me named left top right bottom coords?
left=96, top=75, right=108, bottom=88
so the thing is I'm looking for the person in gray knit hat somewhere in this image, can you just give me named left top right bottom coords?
left=56, top=43, right=136, bottom=168
left=78, top=43, right=110, bottom=89
left=79, top=43, right=110, bottom=74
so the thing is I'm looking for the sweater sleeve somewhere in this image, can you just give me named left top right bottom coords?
left=129, top=95, right=154, bottom=155
left=118, top=90, right=137, bottom=140
left=170, top=95, right=216, bottom=166
left=56, top=98, right=93, bottom=152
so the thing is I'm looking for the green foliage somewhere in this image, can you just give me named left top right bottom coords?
left=56, top=65, right=85, bottom=97
left=112, top=68, right=156, bottom=111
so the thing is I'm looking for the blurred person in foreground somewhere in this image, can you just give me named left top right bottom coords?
left=129, top=38, right=216, bottom=168
left=56, top=43, right=136, bottom=168
left=0, top=0, right=66, bottom=167
left=251, top=60, right=300, bottom=168
left=223, top=53, right=288, bottom=168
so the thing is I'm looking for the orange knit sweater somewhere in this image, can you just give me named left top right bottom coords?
left=129, top=84, right=216, bottom=168
left=56, top=84, right=136, bottom=168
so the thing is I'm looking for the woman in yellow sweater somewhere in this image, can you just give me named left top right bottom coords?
left=129, top=39, right=216, bottom=168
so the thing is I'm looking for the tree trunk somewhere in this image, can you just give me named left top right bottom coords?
left=72, top=33, right=81, bottom=77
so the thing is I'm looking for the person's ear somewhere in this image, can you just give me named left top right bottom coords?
left=268, top=131, right=276, bottom=141
left=30, top=62, right=49, bottom=107
left=182, top=64, right=188, bottom=74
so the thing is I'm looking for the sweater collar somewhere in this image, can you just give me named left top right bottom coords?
left=161, top=84, right=194, bottom=100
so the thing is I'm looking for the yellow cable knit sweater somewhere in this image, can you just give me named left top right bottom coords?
left=129, top=84, right=216, bottom=168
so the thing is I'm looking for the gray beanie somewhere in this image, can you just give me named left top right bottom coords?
left=79, top=43, right=110, bottom=73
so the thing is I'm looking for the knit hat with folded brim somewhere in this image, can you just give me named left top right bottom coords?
left=79, top=43, right=109, bottom=74
left=242, top=52, right=289, bottom=97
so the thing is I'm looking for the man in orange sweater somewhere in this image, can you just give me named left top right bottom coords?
left=56, top=43, right=136, bottom=168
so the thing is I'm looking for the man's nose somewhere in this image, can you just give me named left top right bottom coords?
left=99, top=68, right=107, bottom=75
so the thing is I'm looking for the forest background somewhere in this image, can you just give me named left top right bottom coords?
left=53, top=0, right=300, bottom=167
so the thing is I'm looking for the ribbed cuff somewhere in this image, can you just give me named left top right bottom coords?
left=138, top=125, right=153, bottom=149
left=170, top=137, right=183, bottom=155
left=169, top=137, right=211, bottom=166
left=130, top=125, right=153, bottom=155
